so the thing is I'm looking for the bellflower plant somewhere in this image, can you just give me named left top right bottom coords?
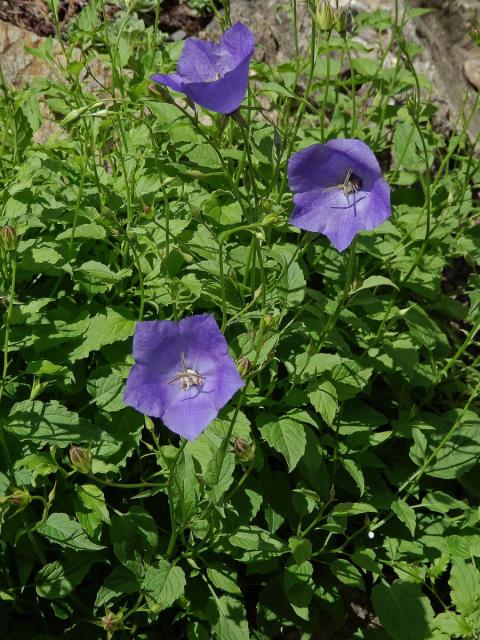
left=288, top=139, right=391, bottom=251
left=123, top=314, right=244, bottom=440
left=151, top=22, right=255, bottom=115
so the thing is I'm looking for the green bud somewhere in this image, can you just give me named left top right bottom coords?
left=0, top=488, right=32, bottom=511
left=260, top=213, right=279, bottom=227
left=1, top=225, right=17, bottom=252
left=30, top=378, right=48, bottom=400
left=70, top=446, right=92, bottom=474
left=100, top=609, right=125, bottom=635
left=237, top=357, right=251, bottom=377
left=144, top=415, right=155, bottom=433
left=334, top=6, right=350, bottom=34
left=234, top=438, right=255, bottom=463
left=261, top=314, right=275, bottom=330
left=315, top=0, right=337, bottom=32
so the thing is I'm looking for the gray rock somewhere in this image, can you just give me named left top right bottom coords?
left=464, top=58, right=480, bottom=90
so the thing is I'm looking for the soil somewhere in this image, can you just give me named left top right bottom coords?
left=139, top=0, right=215, bottom=35
left=0, top=0, right=214, bottom=37
left=0, top=0, right=88, bottom=36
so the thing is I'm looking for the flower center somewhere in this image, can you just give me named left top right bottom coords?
left=342, top=169, right=362, bottom=196
left=323, top=168, right=362, bottom=200
left=168, top=352, right=205, bottom=391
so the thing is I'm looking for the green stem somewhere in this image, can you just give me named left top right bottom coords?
left=166, top=439, right=188, bottom=559
left=276, top=16, right=317, bottom=201
left=0, top=252, right=17, bottom=401
left=219, top=242, right=228, bottom=332
left=343, top=36, right=356, bottom=137
left=87, top=474, right=164, bottom=490
left=320, top=33, right=331, bottom=142
left=316, top=238, right=356, bottom=351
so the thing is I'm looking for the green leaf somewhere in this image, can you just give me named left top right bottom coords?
left=410, top=410, right=480, bottom=479
left=288, top=537, right=313, bottom=565
left=331, top=360, right=373, bottom=400
left=331, top=502, right=377, bottom=516
left=87, top=369, right=125, bottom=412
left=341, top=458, right=365, bottom=496
left=68, top=308, right=135, bottom=362
left=372, top=580, right=435, bottom=640
left=142, top=560, right=186, bottom=613
left=37, top=513, right=105, bottom=551
left=110, top=506, right=158, bottom=563
left=330, top=559, right=365, bottom=591
left=207, top=594, right=250, bottom=640
left=391, top=498, right=416, bottom=536
left=5, top=400, right=102, bottom=447
left=207, top=565, right=241, bottom=596
left=15, top=453, right=58, bottom=486
left=283, top=560, right=314, bottom=620
left=261, top=417, right=307, bottom=472
left=308, top=380, right=338, bottom=427
left=219, top=525, right=288, bottom=562
left=36, top=556, right=93, bottom=599
left=449, top=559, right=480, bottom=617
left=205, top=449, right=235, bottom=503
left=353, top=275, right=398, bottom=294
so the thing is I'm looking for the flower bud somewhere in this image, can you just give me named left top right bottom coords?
left=70, top=446, right=92, bottom=474
left=261, top=314, right=274, bottom=330
left=315, top=0, right=337, bottom=32
left=237, top=357, right=251, bottom=377
left=334, top=7, right=349, bottom=34
left=30, top=379, right=47, bottom=400
left=100, top=609, right=125, bottom=634
left=0, top=488, right=32, bottom=511
left=261, top=213, right=279, bottom=227
left=1, top=225, right=17, bottom=252
left=234, top=438, right=255, bottom=463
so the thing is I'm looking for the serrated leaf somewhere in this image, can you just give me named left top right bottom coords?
left=261, top=418, right=307, bottom=472
left=391, top=498, right=416, bottom=536
left=142, top=560, right=186, bottom=612
left=372, top=580, right=435, bottom=640
left=309, top=380, right=338, bottom=427
left=37, top=513, right=105, bottom=551
left=207, top=594, right=250, bottom=640
left=341, top=458, right=365, bottom=496
left=330, top=559, right=365, bottom=591
left=68, top=308, right=135, bottom=362
left=36, top=556, right=93, bottom=599
left=449, top=559, right=480, bottom=617
left=5, top=400, right=102, bottom=447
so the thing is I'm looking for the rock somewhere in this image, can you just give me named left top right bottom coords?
left=464, top=58, right=480, bottom=90
left=0, top=19, right=111, bottom=143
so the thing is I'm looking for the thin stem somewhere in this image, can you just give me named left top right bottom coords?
left=276, top=16, right=317, bottom=201
left=87, top=474, right=164, bottom=490
left=316, top=238, right=357, bottom=351
left=0, top=252, right=17, bottom=401
left=343, top=36, right=356, bottom=137
left=166, top=439, right=188, bottom=559
left=219, top=242, right=228, bottom=331
left=320, top=33, right=331, bottom=142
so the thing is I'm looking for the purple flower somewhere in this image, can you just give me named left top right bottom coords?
left=151, top=22, right=255, bottom=115
left=123, top=315, right=244, bottom=440
left=288, top=139, right=391, bottom=251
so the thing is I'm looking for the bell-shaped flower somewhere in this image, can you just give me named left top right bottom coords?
left=288, top=138, right=391, bottom=251
left=151, top=22, right=255, bottom=115
left=124, top=315, right=244, bottom=440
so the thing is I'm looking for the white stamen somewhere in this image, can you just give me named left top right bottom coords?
left=168, top=351, right=205, bottom=391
